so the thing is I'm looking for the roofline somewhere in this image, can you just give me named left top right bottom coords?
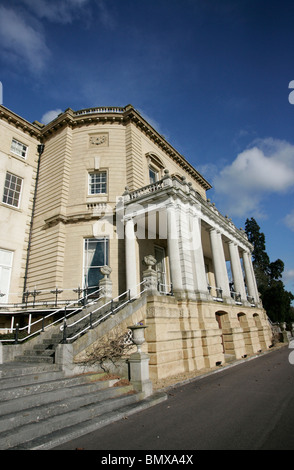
left=41, top=104, right=212, bottom=191
left=0, top=105, right=42, bottom=138
left=0, top=103, right=212, bottom=191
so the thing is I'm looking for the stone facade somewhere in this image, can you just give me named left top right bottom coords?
left=0, top=104, right=272, bottom=378
left=0, top=106, right=41, bottom=306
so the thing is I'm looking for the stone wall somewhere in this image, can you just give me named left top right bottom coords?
left=145, top=295, right=272, bottom=380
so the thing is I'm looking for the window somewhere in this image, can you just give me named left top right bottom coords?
left=11, top=138, right=27, bottom=159
left=2, top=172, right=23, bottom=208
left=88, top=171, right=107, bottom=194
left=146, top=153, right=164, bottom=184
left=149, top=167, right=158, bottom=184
left=83, top=238, right=109, bottom=291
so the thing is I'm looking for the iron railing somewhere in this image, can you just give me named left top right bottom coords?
left=0, top=284, right=101, bottom=309
left=61, top=281, right=147, bottom=343
left=0, top=287, right=102, bottom=344
left=0, top=281, right=147, bottom=345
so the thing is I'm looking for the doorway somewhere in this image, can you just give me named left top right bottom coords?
left=154, top=246, right=167, bottom=294
left=0, top=249, right=13, bottom=304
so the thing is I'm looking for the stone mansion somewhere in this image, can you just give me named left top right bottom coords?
left=0, top=103, right=272, bottom=379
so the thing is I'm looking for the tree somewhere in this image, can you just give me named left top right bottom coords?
left=245, top=217, right=294, bottom=323
left=244, top=218, right=270, bottom=292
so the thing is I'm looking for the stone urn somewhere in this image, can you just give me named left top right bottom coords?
left=128, top=324, right=148, bottom=353
left=143, top=255, right=157, bottom=270
left=100, top=265, right=112, bottom=278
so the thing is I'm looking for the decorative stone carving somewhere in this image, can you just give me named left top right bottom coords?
left=142, top=255, right=158, bottom=296
left=100, top=265, right=112, bottom=278
left=99, top=266, right=112, bottom=300
left=89, top=133, right=108, bottom=147
left=143, top=255, right=157, bottom=270
left=128, top=324, right=148, bottom=353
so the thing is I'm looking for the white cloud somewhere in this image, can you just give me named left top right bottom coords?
left=0, top=6, right=50, bottom=74
left=97, top=0, right=116, bottom=29
left=0, top=0, right=113, bottom=74
left=212, top=138, right=294, bottom=218
left=284, top=210, right=294, bottom=232
left=283, top=269, right=294, bottom=291
left=19, top=0, right=90, bottom=24
left=41, top=109, right=63, bottom=125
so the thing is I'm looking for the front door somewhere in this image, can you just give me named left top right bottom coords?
left=0, top=249, right=13, bottom=304
left=83, top=238, right=109, bottom=295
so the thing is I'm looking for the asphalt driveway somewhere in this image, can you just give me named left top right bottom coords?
left=54, top=345, right=294, bottom=451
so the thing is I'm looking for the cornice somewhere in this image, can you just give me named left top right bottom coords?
left=40, top=105, right=212, bottom=192
left=0, top=105, right=41, bottom=138
left=123, top=106, right=212, bottom=191
left=0, top=104, right=213, bottom=193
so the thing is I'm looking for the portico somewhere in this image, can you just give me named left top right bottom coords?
left=122, top=171, right=259, bottom=308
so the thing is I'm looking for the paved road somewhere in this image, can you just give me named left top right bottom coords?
left=55, top=346, right=294, bottom=451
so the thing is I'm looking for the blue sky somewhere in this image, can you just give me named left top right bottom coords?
left=0, top=0, right=293, bottom=295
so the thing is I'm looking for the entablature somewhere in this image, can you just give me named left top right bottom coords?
left=123, top=171, right=252, bottom=252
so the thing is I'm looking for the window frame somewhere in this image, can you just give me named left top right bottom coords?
left=2, top=172, right=23, bottom=209
left=83, top=237, right=109, bottom=290
left=88, top=171, right=107, bottom=195
left=10, top=138, right=28, bottom=159
left=149, top=166, right=159, bottom=184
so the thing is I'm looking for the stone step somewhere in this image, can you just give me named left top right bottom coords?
left=0, top=382, right=134, bottom=434
left=0, top=368, right=66, bottom=390
left=0, top=371, right=108, bottom=402
left=13, top=354, right=54, bottom=364
left=0, top=386, right=138, bottom=450
left=0, top=375, right=115, bottom=416
left=12, top=391, right=167, bottom=450
left=23, top=348, right=54, bottom=356
left=0, top=360, right=144, bottom=450
left=0, top=362, right=62, bottom=379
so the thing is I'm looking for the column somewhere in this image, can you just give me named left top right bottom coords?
left=167, top=204, right=183, bottom=295
left=228, top=242, right=247, bottom=301
left=209, top=228, right=230, bottom=298
left=243, top=251, right=259, bottom=303
left=125, top=216, right=138, bottom=298
left=249, top=254, right=259, bottom=303
left=190, top=213, right=209, bottom=298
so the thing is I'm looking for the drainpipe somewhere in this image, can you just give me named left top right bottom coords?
left=22, top=143, right=45, bottom=303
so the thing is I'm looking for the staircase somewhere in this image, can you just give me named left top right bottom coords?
left=0, top=361, right=166, bottom=450
left=0, top=292, right=166, bottom=449
left=11, top=298, right=136, bottom=364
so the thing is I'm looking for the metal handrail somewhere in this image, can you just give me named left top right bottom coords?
left=61, top=281, right=147, bottom=343
left=0, top=287, right=103, bottom=343
left=0, top=284, right=101, bottom=307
